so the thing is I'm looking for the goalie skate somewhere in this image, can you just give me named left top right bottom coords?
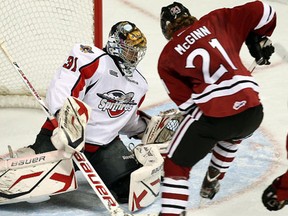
left=0, top=150, right=77, bottom=205
left=128, top=144, right=164, bottom=212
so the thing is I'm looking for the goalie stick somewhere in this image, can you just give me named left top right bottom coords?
left=0, top=41, right=58, bottom=126
left=0, top=39, right=140, bottom=216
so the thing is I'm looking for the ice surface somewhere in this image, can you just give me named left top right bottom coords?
left=1, top=0, right=288, bottom=215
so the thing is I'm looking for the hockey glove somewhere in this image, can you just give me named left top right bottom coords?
left=141, top=109, right=183, bottom=144
left=262, top=174, right=288, bottom=211
left=245, top=32, right=275, bottom=65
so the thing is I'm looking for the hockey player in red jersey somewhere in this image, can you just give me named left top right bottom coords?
left=157, top=1, right=276, bottom=215
left=262, top=133, right=288, bottom=211
left=0, top=21, right=164, bottom=211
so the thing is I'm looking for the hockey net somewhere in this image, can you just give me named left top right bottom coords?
left=0, top=0, right=102, bottom=108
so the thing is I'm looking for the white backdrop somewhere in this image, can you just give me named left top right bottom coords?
left=0, top=0, right=288, bottom=215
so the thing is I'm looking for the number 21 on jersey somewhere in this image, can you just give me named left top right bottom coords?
left=185, top=38, right=237, bottom=84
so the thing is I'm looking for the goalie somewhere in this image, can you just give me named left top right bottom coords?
left=0, top=21, right=164, bottom=212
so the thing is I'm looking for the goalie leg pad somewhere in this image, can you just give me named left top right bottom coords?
left=128, top=144, right=164, bottom=212
left=0, top=150, right=77, bottom=205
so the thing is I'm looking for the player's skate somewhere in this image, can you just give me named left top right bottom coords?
left=0, top=149, right=77, bottom=205
left=200, top=166, right=221, bottom=199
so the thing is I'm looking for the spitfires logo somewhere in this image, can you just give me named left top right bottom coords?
left=97, top=90, right=137, bottom=118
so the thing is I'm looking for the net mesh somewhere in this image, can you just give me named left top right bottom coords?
left=0, top=0, right=96, bottom=108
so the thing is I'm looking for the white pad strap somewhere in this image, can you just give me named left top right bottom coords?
left=149, top=141, right=170, bottom=156
left=51, top=96, right=91, bottom=157
left=128, top=144, right=164, bottom=212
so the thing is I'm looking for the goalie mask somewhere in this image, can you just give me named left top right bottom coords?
left=106, top=21, right=147, bottom=77
left=160, top=2, right=197, bottom=40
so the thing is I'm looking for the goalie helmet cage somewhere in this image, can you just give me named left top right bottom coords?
left=0, top=0, right=102, bottom=108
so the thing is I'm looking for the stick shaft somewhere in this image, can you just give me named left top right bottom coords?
left=0, top=41, right=55, bottom=122
left=248, top=60, right=257, bottom=73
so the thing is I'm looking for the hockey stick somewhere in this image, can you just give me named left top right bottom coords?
left=0, top=40, right=129, bottom=216
left=0, top=41, right=57, bottom=126
left=248, top=60, right=257, bottom=73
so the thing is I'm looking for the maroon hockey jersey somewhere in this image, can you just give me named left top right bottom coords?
left=158, top=1, right=276, bottom=117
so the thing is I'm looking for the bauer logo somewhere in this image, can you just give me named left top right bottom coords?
left=11, top=156, right=46, bottom=167
left=97, top=90, right=137, bottom=118
left=109, top=70, right=118, bottom=77
left=73, top=152, right=118, bottom=207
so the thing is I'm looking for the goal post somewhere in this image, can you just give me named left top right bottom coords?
left=0, top=0, right=102, bottom=108
left=94, top=0, right=103, bottom=48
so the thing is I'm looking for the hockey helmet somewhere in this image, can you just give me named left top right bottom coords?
left=106, top=21, right=147, bottom=77
left=160, top=2, right=192, bottom=40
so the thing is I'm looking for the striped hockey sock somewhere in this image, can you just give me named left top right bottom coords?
left=161, top=177, right=190, bottom=216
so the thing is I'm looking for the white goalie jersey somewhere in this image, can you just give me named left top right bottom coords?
left=46, top=43, right=148, bottom=146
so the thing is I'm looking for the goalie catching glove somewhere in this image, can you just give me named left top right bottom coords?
left=141, top=109, right=184, bottom=154
left=51, top=97, right=91, bottom=158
